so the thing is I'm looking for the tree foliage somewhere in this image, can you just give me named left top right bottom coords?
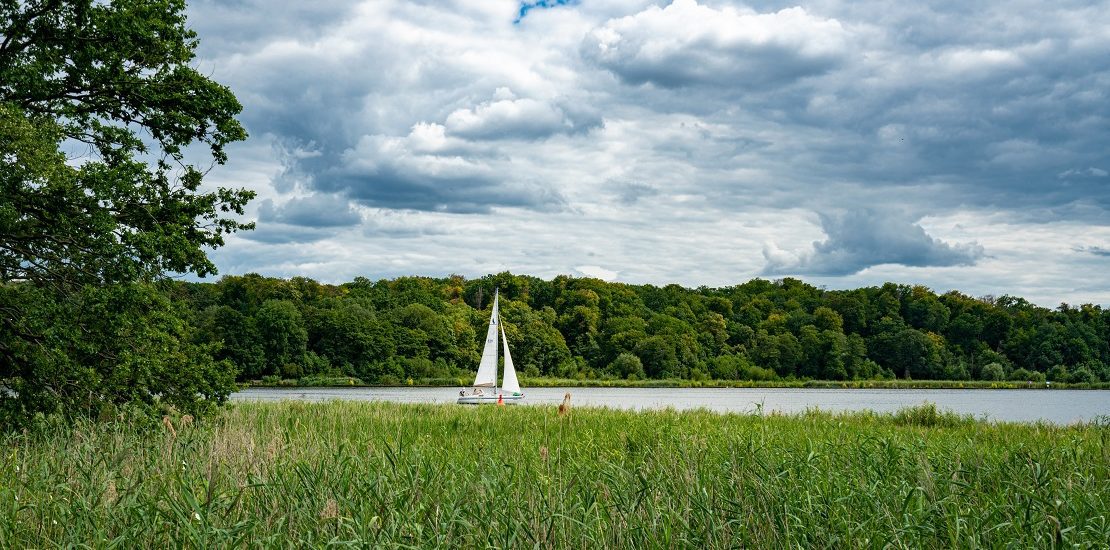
left=1, top=0, right=252, bottom=426
left=1, top=283, right=234, bottom=425
left=157, top=272, right=1110, bottom=388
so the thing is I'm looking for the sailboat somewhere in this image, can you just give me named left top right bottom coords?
left=458, top=289, right=524, bottom=405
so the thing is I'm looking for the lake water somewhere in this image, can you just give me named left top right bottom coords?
left=231, top=386, right=1110, bottom=424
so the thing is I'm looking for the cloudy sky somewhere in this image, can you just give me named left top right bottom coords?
left=184, top=0, right=1110, bottom=306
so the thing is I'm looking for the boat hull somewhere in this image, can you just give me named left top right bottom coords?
left=457, top=393, right=524, bottom=405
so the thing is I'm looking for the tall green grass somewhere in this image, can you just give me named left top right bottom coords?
left=2, top=402, right=1108, bottom=547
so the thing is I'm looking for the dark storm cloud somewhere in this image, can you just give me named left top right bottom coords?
left=764, top=210, right=985, bottom=276
left=239, top=224, right=336, bottom=244
left=1075, top=246, right=1110, bottom=258
left=322, top=167, right=566, bottom=214
left=575, top=0, right=1110, bottom=218
left=257, top=195, right=361, bottom=227
left=303, top=126, right=570, bottom=213
left=187, top=0, right=360, bottom=55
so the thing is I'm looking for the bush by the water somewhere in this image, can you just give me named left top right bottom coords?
left=892, top=402, right=976, bottom=428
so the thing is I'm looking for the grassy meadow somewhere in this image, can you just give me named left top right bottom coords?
left=2, top=401, right=1108, bottom=547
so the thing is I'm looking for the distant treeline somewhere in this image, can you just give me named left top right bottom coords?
left=172, top=273, right=1110, bottom=385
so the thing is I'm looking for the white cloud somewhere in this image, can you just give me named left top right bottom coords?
left=445, top=95, right=574, bottom=140
left=186, top=0, right=1110, bottom=306
left=1059, top=167, right=1110, bottom=179
left=575, top=265, right=620, bottom=281
left=582, top=0, right=850, bottom=88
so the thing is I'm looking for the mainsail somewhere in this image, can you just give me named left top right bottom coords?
left=473, top=290, right=499, bottom=387
left=500, top=324, right=520, bottom=394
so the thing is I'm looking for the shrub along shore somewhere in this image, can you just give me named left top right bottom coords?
left=3, top=402, right=1108, bottom=547
left=247, top=374, right=1110, bottom=390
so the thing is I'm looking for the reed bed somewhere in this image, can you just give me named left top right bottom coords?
left=2, top=402, right=1108, bottom=548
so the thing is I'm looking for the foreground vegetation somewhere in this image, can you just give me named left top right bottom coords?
left=3, top=402, right=1108, bottom=547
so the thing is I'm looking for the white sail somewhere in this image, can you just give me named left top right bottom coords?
left=500, top=324, right=520, bottom=394
left=473, top=290, right=499, bottom=387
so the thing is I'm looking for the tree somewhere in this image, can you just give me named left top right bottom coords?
left=947, top=313, right=984, bottom=351
left=869, top=326, right=943, bottom=379
left=601, top=314, right=648, bottom=362
left=1009, top=368, right=1045, bottom=383
left=813, top=307, right=844, bottom=333
left=1, top=0, right=252, bottom=425
left=196, top=305, right=265, bottom=380
left=515, top=318, right=573, bottom=377
left=1069, top=363, right=1099, bottom=384
left=557, top=290, right=602, bottom=363
left=443, top=302, right=479, bottom=368
left=255, top=300, right=307, bottom=377
left=697, top=312, right=728, bottom=355
left=1, top=283, right=235, bottom=424
left=817, top=329, right=849, bottom=380
left=980, top=362, right=1005, bottom=381
left=1, top=0, right=253, bottom=287
left=309, top=301, right=394, bottom=377
left=776, top=332, right=802, bottom=377
left=844, top=333, right=872, bottom=379
left=798, top=325, right=822, bottom=378
left=905, top=287, right=950, bottom=334
left=825, top=292, right=869, bottom=335
left=634, top=336, right=678, bottom=378
left=608, top=353, right=645, bottom=379
left=1047, top=364, right=1069, bottom=383
left=394, top=303, right=453, bottom=362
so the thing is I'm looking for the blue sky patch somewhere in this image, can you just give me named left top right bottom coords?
left=515, top=0, right=578, bottom=24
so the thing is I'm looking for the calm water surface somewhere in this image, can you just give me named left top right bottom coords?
left=232, top=386, right=1110, bottom=424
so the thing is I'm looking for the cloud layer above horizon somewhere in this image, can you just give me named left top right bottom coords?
left=186, top=0, right=1110, bottom=306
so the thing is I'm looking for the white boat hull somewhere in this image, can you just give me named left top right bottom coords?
left=457, top=393, right=524, bottom=405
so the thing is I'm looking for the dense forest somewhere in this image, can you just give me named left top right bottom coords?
left=173, top=272, right=1110, bottom=385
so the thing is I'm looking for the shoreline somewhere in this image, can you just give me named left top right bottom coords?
left=242, top=376, right=1110, bottom=391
